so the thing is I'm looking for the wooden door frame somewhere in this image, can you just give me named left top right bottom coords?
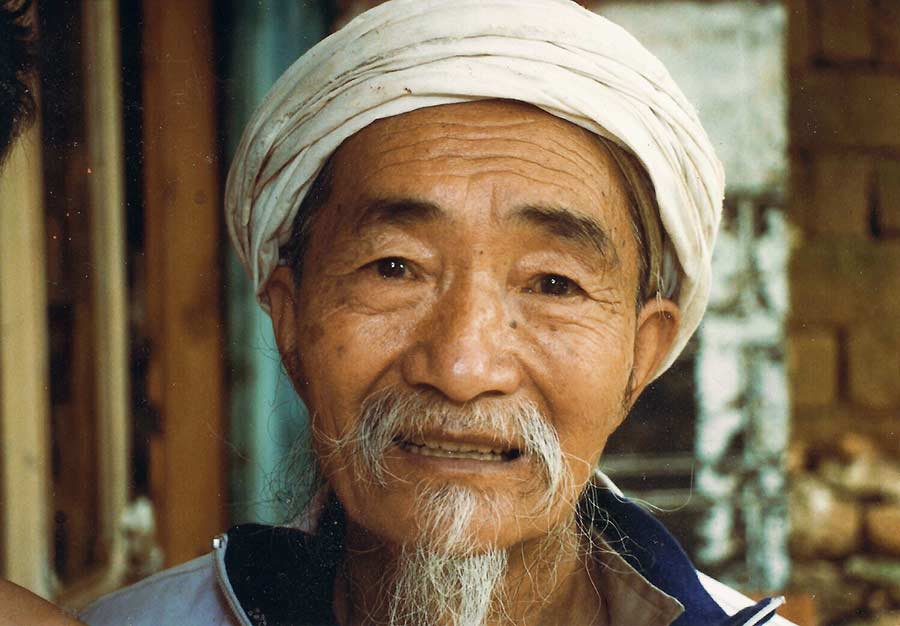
left=142, top=0, right=226, bottom=567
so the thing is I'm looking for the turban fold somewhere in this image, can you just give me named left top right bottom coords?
left=225, top=0, right=724, bottom=378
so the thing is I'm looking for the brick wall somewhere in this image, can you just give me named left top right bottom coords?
left=788, top=0, right=900, bottom=436
left=787, top=0, right=900, bottom=459
left=787, top=1, right=900, bottom=624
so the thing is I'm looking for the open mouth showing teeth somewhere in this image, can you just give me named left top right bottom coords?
left=396, top=437, right=521, bottom=462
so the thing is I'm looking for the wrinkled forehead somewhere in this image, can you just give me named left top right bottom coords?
left=328, top=100, right=634, bottom=218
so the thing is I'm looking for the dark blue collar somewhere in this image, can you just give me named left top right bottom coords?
left=583, top=486, right=779, bottom=626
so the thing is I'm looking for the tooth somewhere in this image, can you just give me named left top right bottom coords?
left=413, top=438, right=508, bottom=454
left=401, top=442, right=507, bottom=461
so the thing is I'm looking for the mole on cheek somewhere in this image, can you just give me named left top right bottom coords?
left=549, top=324, right=558, bottom=332
left=509, top=320, right=518, bottom=329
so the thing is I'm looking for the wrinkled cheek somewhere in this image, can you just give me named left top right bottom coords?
left=297, top=333, right=362, bottom=424
left=557, top=412, right=620, bottom=483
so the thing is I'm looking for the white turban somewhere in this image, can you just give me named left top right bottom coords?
left=225, top=0, right=724, bottom=378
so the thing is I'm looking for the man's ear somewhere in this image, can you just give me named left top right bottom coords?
left=266, top=266, right=302, bottom=379
left=627, top=297, right=681, bottom=407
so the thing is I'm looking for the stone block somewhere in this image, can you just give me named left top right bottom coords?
left=790, top=240, right=900, bottom=325
left=867, top=588, right=892, bottom=612
left=848, top=326, right=900, bottom=409
left=820, top=0, right=874, bottom=62
left=790, top=474, right=863, bottom=558
left=843, top=612, right=900, bottom=626
left=875, top=0, right=900, bottom=66
left=847, top=556, right=900, bottom=587
left=876, top=159, right=900, bottom=234
left=789, top=560, right=869, bottom=624
left=820, top=454, right=900, bottom=501
left=868, top=505, right=900, bottom=557
left=836, top=432, right=881, bottom=461
left=792, top=406, right=900, bottom=457
left=787, top=328, right=838, bottom=407
left=806, top=154, right=872, bottom=237
left=791, top=72, right=900, bottom=149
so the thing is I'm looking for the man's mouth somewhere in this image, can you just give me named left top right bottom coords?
left=395, top=436, right=521, bottom=462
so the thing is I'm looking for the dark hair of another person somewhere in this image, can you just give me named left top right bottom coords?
left=0, top=0, right=36, bottom=165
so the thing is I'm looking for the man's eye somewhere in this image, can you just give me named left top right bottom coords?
left=374, top=257, right=409, bottom=279
left=537, top=274, right=579, bottom=297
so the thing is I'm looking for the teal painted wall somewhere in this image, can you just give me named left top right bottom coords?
left=222, top=1, right=328, bottom=525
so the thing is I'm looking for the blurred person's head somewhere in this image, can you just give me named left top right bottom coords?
left=0, top=0, right=36, bottom=166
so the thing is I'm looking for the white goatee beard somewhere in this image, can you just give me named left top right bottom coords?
left=387, top=486, right=508, bottom=626
left=320, top=387, right=584, bottom=625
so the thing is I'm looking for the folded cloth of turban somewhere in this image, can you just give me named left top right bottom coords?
left=225, top=0, right=724, bottom=379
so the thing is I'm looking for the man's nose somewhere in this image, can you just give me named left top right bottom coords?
left=401, top=275, right=521, bottom=403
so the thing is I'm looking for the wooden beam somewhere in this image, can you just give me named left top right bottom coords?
left=141, top=0, right=226, bottom=566
left=0, top=123, right=52, bottom=596
left=53, top=0, right=133, bottom=604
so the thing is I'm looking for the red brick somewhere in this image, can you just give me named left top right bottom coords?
left=875, top=0, right=900, bottom=67
left=805, top=154, right=872, bottom=237
left=791, top=72, right=900, bottom=149
left=788, top=328, right=839, bottom=407
left=847, top=325, right=900, bottom=409
left=876, top=159, right=900, bottom=233
left=820, top=0, right=874, bottom=62
left=788, top=154, right=813, bottom=234
left=787, top=0, right=813, bottom=70
left=790, top=240, right=900, bottom=324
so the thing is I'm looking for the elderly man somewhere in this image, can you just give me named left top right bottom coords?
left=84, top=1, right=794, bottom=625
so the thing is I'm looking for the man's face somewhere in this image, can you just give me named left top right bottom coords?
left=268, top=100, right=677, bottom=553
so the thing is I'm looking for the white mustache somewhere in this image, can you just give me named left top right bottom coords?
left=329, top=387, right=568, bottom=511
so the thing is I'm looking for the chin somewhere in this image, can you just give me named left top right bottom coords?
left=365, top=480, right=559, bottom=556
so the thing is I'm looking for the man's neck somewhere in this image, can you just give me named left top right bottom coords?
left=334, top=517, right=606, bottom=626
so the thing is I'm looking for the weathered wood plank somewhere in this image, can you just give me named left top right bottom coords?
left=0, top=124, right=52, bottom=596
left=141, top=0, right=226, bottom=567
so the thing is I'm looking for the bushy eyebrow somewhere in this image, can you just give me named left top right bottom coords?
left=512, top=204, right=619, bottom=268
left=350, top=197, right=618, bottom=268
left=352, top=197, right=444, bottom=234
